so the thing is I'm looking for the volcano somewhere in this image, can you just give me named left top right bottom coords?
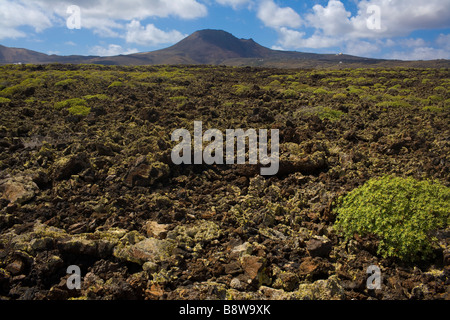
left=1, top=29, right=449, bottom=68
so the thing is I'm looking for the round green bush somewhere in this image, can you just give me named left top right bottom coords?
left=334, top=175, right=449, bottom=261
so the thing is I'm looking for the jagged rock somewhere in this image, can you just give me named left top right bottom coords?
left=278, top=143, right=328, bottom=175
left=306, top=236, right=333, bottom=257
left=230, top=242, right=253, bottom=258
left=298, top=256, right=333, bottom=279
left=139, top=107, right=160, bottom=122
left=30, top=237, right=54, bottom=252
left=6, top=259, right=25, bottom=276
left=51, top=153, right=90, bottom=180
left=166, top=220, right=221, bottom=247
left=124, top=155, right=169, bottom=187
left=230, top=278, right=244, bottom=290
left=113, top=237, right=176, bottom=265
left=144, top=221, right=169, bottom=239
left=273, top=271, right=299, bottom=292
left=240, top=254, right=271, bottom=286
left=258, top=276, right=344, bottom=300
left=0, top=176, right=39, bottom=204
left=224, top=261, right=242, bottom=275
left=293, top=276, right=345, bottom=300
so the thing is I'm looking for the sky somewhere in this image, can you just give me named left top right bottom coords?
left=0, top=0, right=449, bottom=60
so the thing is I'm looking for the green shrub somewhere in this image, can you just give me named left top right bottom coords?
left=108, top=81, right=124, bottom=88
left=233, top=84, right=251, bottom=96
left=55, top=79, right=76, bottom=87
left=0, top=85, right=20, bottom=97
left=433, top=86, right=447, bottom=94
left=427, top=95, right=444, bottom=102
left=84, top=94, right=109, bottom=100
left=283, top=89, right=298, bottom=99
left=313, top=88, right=329, bottom=95
left=334, top=175, right=450, bottom=261
left=0, top=97, right=11, bottom=104
left=167, top=86, right=186, bottom=92
left=317, top=107, right=344, bottom=122
left=422, top=106, right=443, bottom=112
left=170, top=96, right=188, bottom=103
left=54, top=98, right=87, bottom=110
left=0, top=78, right=42, bottom=97
left=332, top=93, right=347, bottom=100
left=376, top=100, right=411, bottom=108
left=373, top=83, right=384, bottom=89
left=268, top=80, right=282, bottom=88
left=54, top=97, right=91, bottom=116
left=347, top=86, right=364, bottom=95
left=68, top=105, right=91, bottom=116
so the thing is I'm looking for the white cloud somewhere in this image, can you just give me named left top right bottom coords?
left=306, top=0, right=353, bottom=36
left=275, top=28, right=305, bottom=49
left=216, top=0, right=253, bottom=10
left=398, top=38, right=427, bottom=48
left=268, top=0, right=450, bottom=61
left=257, top=0, right=302, bottom=28
left=125, top=20, right=186, bottom=46
left=385, top=33, right=450, bottom=60
left=358, top=0, right=450, bottom=36
left=271, top=45, right=285, bottom=51
left=388, top=47, right=450, bottom=61
left=0, top=0, right=207, bottom=40
left=0, top=0, right=53, bottom=40
left=90, top=44, right=139, bottom=56
left=436, top=33, right=450, bottom=51
left=344, top=39, right=381, bottom=57
left=31, top=0, right=208, bottom=21
left=275, top=27, right=343, bottom=50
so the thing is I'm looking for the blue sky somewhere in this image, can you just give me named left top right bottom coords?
left=1, top=0, right=449, bottom=60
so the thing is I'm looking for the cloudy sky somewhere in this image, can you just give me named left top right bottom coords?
left=1, top=0, right=449, bottom=60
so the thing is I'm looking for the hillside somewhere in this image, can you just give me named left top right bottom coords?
left=0, top=64, right=449, bottom=301
left=1, top=30, right=449, bottom=68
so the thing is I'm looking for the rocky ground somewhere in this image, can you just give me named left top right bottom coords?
left=0, top=64, right=448, bottom=300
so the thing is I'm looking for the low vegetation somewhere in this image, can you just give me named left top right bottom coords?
left=334, top=176, right=450, bottom=261
left=0, top=63, right=448, bottom=301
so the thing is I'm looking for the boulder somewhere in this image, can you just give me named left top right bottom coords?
left=51, top=153, right=90, bottom=180
left=306, top=236, right=333, bottom=257
left=144, top=221, right=169, bottom=239
left=0, top=176, right=39, bottom=204
left=278, top=143, right=328, bottom=175
left=166, top=220, right=221, bottom=247
left=124, top=155, right=169, bottom=187
left=113, top=237, right=176, bottom=265
left=240, top=254, right=271, bottom=286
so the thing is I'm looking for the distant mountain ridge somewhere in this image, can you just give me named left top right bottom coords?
left=0, top=44, right=97, bottom=65
left=1, top=29, right=449, bottom=68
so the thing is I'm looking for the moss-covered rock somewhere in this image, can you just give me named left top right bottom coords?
left=113, top=237, right=176, bottom=265
left=0, top=175, right=39, bottom=204
left=124, top=155, right=170, bottom=187
left=166, top=220, right=221, bottom=247
left=51, top=153, right=90, bottom=181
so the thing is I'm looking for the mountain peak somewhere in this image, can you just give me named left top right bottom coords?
left=165, top=29, right=270, bottom=64
left=1, top=29, right=448, bottom=67
left=193, top=29, right=235, bottom=37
